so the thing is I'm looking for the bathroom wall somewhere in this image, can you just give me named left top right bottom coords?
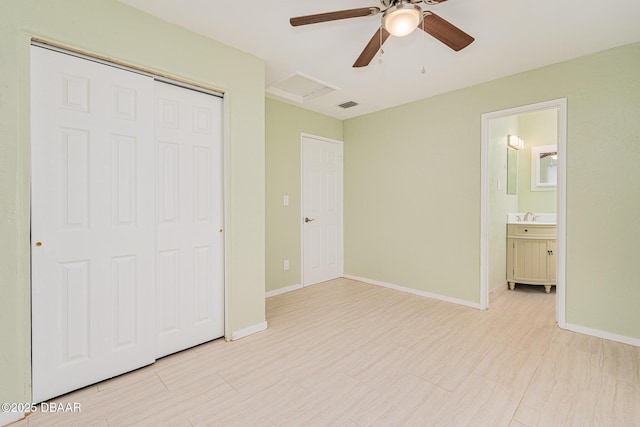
left=517, top=109, right=558, bottom=213
left=488, top=117, right=519, bottom=291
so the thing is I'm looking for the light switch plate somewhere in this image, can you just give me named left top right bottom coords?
left=283, top=195, right=289, bottom=206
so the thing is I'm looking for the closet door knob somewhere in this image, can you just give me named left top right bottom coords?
left=305, top=217, right=315, bottom=223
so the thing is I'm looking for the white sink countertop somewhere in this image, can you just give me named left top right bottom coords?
left=507, top=213, right=556, bottom=225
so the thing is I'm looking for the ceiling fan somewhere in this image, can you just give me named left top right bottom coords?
left=290, top=0, right=474, bottom=68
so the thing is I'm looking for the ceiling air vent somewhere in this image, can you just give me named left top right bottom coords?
left=266, top=72, right=339, bottom=104
left=338, top=101, right=359, bottom=109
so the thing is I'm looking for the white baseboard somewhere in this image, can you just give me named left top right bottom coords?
left=265, top=284, right=303, bottom=298
left=343, top=274, right=482, bottom=310
left=231, top=321, right=268, bottom=341
left=562, top=322, right=640, bottom=348
left=1, top=411, right=25, bottom=427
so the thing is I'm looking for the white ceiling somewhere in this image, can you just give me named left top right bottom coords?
left=118, top=0, right=640, bottom=120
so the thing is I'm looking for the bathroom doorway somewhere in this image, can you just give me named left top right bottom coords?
left=480, top=99, right=567, bottom=327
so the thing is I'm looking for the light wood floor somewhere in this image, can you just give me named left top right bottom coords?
left=16, top=278, right=640, bottom=426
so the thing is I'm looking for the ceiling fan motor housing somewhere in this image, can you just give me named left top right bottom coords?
left=382, top=1, right=424, bottom=38
left=380, top=0, right=448, bottom=6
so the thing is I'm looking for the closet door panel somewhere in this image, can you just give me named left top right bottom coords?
left=155, top=82, right=224, bottom=358
left=31, top=46, right=156, bottom=403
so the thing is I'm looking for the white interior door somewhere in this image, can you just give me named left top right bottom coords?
left=155, top=81, right=224, bottom=358
left=31, top=46, right=156, bottom=402
left=302, top=135, right=343, bottom=286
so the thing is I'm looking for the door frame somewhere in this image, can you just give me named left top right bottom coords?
left=300, top=133, right=344, bottom=287
left=480, top=98, right=567, bottom=328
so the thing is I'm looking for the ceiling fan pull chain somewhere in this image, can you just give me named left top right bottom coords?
left=421, top=19, right=426, bottom=74
left=378, top=28, right=384, bottom=65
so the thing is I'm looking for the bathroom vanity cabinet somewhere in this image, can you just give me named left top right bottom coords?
left=506, top=224, right=556, bottom=293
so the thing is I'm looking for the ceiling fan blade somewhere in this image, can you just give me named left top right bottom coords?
left=353, top=27, right=390, bottom=68
left=290, top=7, right=380, bottom=27
left=421, top=11, right=474, bottom=51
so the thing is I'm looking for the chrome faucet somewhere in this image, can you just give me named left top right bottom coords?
left=523, top=212, right=534, bottom=221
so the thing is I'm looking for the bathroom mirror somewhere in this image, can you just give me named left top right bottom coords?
left=507, top=146, right=518, bottom=195
left=531, top=144, right=557, bottom=191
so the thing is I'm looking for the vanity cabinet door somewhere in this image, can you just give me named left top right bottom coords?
left=513, top=239, right=549, bottom=284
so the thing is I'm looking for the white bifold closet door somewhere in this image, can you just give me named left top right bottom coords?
left=31, top=46, right=224, bottom=403
left=155, top=81, right=224, bottom=358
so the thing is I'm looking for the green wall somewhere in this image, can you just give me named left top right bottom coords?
left=265, top=98, right=343, bottom=291
left=344, top=42, right=640, bottom=339
left=0, top=0, right=265, bottom=408
left=518, top=109, right=558, bottom=213
left=344, top=88, right=481, bottom=302
left=488, top=116, right=519, bottom=291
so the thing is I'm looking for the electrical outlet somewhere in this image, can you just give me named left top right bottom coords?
left=283, top=259, right=289, bottom=270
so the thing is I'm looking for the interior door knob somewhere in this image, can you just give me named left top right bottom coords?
left=305, top=217, right=315, bottom=223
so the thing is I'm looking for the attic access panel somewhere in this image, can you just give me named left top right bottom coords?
left=266, top=72, right=339, bottom=104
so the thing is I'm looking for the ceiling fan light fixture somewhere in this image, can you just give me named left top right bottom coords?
left=382, top=3, right=423, bottom=37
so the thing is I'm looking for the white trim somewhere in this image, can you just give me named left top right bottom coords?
left=563, top=323, right=640, bottom=348
left=300, top=132, right=344, bottom=145
left=555, top=101, right=568, bottom=328
left=480, top=98, right=567, bottom=327
left=31, top=41, right=223, bottom=98
left=300, top=133, right=344, bottom=288
left=231, top=321, right=268, bottom=341
left=343, top=275, right=483, bottom=310
left=0, top=411, right=26, bottom=426
left=480, top=112, right=490, bottom=310
left=265, top=284, right=303, bottom=298
left=222, top=91, right=233, bottom=342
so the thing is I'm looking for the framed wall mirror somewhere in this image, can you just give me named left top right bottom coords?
left=531, top=144, right=557, bottom=191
